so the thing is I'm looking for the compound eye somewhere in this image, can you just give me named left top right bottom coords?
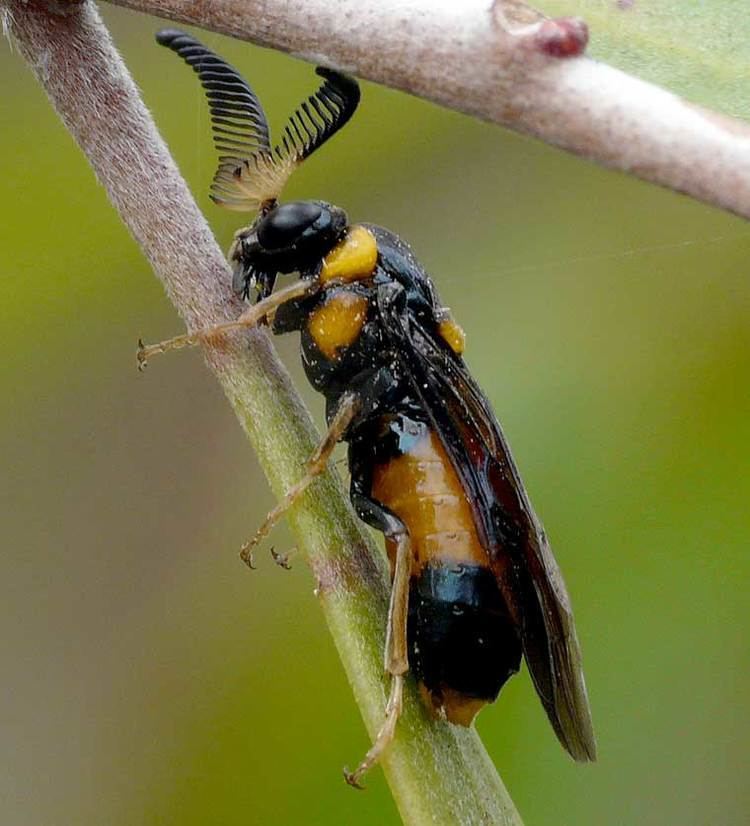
left=257, top=201, right=323, bottom=250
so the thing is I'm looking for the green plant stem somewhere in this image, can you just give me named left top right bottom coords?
left=4, top=1, right=524, bottom=822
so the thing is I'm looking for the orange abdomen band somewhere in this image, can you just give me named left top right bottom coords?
left=371, top=428, right=487, bottom=575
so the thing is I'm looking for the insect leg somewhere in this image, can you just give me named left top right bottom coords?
left=270, top=546, right=297, bottom=570
left=385, top=528, right=410, bottom=676
left=239, top=392, right=360, bottom=568
left=344, top=673, right=404, bottom=790
left=345, top=497, right=412, bottom=788
left=136, top=277, right=317, bottom=370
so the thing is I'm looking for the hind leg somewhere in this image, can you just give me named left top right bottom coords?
left=344, top=496, right=412, bottom=788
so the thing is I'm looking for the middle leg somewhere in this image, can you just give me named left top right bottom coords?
left=239, top=392, right=360, bottom=567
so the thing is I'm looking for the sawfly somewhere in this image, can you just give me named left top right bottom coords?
left=140, top=29, right=596, bottom=786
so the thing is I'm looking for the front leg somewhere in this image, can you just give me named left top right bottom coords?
left=137, top=277, right=317, bottom=369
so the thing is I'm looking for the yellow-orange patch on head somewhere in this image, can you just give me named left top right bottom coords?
left=308, top=291, right=369, bottom=360
left=320, top=225, right=378, bottom=283
left=438, top=315, right=466, bottom=355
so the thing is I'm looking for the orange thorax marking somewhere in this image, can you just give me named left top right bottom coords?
left=308, top=290, right=369, bottom=360
left=319, top=224, right=378, bottom=283
left=371, top=428, right=488, bottom=574
left=437, top=315, right=466, bottom=355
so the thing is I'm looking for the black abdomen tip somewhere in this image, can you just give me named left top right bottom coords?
left=408, top=563, right=521, bottom=703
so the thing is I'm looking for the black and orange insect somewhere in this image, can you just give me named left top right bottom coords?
left=141, top=29, right=596, bottom=786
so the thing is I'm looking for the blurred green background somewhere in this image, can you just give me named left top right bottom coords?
left=2, top=7, right=749, bottom=825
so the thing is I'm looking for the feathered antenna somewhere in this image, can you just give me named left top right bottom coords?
left=156, top=30, right=360, bottom=214
left=276, top=67, right=360, bottom=163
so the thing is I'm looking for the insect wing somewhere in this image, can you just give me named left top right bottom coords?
left=376, top=282, right=596, bottom=761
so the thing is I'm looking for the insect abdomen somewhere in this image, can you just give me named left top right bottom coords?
left=371, top=425, right=521, bottom=725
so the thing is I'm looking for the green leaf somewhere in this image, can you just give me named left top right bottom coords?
left=535, top=1, right=750, bottom=120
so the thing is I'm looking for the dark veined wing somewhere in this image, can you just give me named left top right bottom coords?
left=376, top=280, right=596, bottom=762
